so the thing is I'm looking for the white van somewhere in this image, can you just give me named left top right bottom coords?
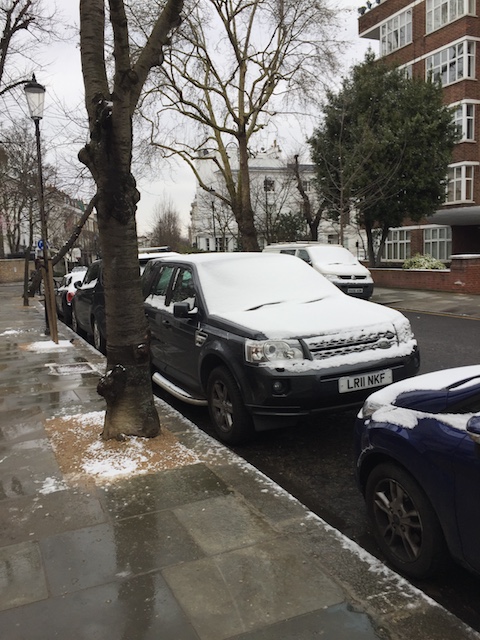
left=263, top=242, right=374, bottom=299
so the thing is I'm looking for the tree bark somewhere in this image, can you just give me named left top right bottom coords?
left=237, top=132, right=260, bottom=251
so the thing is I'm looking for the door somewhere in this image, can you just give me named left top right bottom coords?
left=452, top=423, right=480, bottom=572
left=144, top=264, right=177, bottom=371
left=161, top=267, right=202, bottom=393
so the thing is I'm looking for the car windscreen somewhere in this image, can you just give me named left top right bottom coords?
left=308, top=246, right=358, bottom=265
left=196, top=254, right=338, bottom=315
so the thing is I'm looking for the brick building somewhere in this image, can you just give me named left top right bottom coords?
left=359, top=0, right=480, bottom=262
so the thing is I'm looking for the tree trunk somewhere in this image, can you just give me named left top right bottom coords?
left=236, top=133, right=260, bottom=251
left=23, top=243, right=32, bottom=307
left=79, top=137, right=160, bottom=440
left=79, top=0, right=184, bottom=439
left=365, top=224, right=376, bottom=268
left=96, top=188, right=159, bottom=440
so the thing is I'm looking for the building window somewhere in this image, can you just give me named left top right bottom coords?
left=426, top=41, right=475, bottom=86
left=424, top=226, right=452, bottom=260
left=453, top=103, right=475, bottom=141
left=302, top=180, right=311, bottom=192
left=380, top=9, right=412, bottom=56
left=426, top=0, right=475, bottom=34
left=384, top=229, right=411, bottom=261
left=446, top=164, right=475, bottom=202
left=205, top=238, right=210, bottom=251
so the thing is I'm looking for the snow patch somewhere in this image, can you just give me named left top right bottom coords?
left=39, top=477, right=68, bottom=494
left=24, top=340, right=73, bottom=351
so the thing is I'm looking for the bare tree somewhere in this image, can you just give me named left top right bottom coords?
left=0, top=1, right=56, bottom=98
left=292, top=154, right=322, bottom=241
left=149, top=196, right=187, bottom=250
left=0, top=121, right=38, bottom=256
left=142, top=0, right=341, bottom=251
left=78, top=0, right=183, bottom=440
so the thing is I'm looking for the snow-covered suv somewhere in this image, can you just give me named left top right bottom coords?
left=143, top=252, right=419, bottom=444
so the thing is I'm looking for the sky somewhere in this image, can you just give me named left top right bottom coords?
left=34, top=1, right=375, bottom=237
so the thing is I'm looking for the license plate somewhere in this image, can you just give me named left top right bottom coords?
left=339, top=369, right=393, bottom=393
left=347, top=287, right=363, bottom=294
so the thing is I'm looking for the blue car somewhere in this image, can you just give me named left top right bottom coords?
left=355, top=365, right=480, bottom=579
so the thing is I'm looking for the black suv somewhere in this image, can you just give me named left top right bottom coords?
left=143, top=252, right=420, bottom=444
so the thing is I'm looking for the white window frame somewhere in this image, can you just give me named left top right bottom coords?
left=384, top=228, right=411, bottom=261
left=426, top=40, right=475, bottom=86
left=446, top=163, right=476, bottom=203
left=423, top=226, right=452, bottom=260
left=426, top=0, right=476, bottom=34
left=453, top=102, right=475, bottom=141
left=380, top=9, right=413, bottom=56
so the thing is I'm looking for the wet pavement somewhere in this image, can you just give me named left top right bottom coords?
left=1, top=282, right=479, bottom=640
left=371, top=286, right=480, bottom=319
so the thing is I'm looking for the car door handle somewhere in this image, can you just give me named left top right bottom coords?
left=162, top=319, right=172, bottom=328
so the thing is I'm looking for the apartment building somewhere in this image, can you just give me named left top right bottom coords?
left=359, top=0, right=480, bottom=262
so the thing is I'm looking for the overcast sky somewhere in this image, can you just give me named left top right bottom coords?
left=36, top=0, right=374, bottom=237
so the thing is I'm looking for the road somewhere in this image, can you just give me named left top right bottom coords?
left=154, top=310, right=480, bottom=632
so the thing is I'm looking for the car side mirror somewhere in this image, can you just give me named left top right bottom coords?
left=74, top=281, right=82, bottom=289
left=173, top=301, right=196, bottom=318
left=466, top=415, right=480, bottom=445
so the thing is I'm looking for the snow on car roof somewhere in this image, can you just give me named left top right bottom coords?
left=154, top=251, right=405, bottom=335
left=172, top=252, right=339, bottom=313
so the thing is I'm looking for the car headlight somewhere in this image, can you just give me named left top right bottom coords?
left=392, top=316, right=415, bottom=343
left=245, top=339, right=304, bottom=363
left=358, top=398, right=385, bottom=420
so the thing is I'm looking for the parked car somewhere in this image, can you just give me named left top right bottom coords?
left=55, top=267, right=87, bottom=325
left=72, top=253, right=180, bottom=353
left=143, top=252, right=419, bottom=444
left=263, top=242, right=374, bottom=299
left=71, top=260, right=106, bottom=353
left=138, top=246, right=177, bottom=274
left=355, top=365, right=480, bottom=579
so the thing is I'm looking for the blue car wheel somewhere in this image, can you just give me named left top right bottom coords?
left=366, top=462, right=448, bottom=579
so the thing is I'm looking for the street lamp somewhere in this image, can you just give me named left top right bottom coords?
left=24, top=75, right=58, bottom=343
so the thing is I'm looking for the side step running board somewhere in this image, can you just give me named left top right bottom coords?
left=152, top=372, right=208, bottom=406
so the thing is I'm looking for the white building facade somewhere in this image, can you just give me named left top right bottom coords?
left=190, top=142, right=369, bottom=258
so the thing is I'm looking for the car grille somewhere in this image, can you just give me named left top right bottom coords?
left=337, top=275, right=367, bottom=280
left=303, top=328, right=397, bottom=360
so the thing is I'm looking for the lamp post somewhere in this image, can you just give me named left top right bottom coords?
left=24, top=75, right=58, bottom=343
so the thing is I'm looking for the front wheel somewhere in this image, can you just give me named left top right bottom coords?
left=206, top=366, right=254, bottom=445
left=365, top=462, right=447, bottom=579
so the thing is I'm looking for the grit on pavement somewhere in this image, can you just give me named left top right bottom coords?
left=0, top=282, right=479, bottom=640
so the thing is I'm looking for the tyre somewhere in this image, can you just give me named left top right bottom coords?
left=206, top=366, right=254, bottom=445
left=92, top=317, right=106, bottom=354
left=365, top=462, right=447, bottom=579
